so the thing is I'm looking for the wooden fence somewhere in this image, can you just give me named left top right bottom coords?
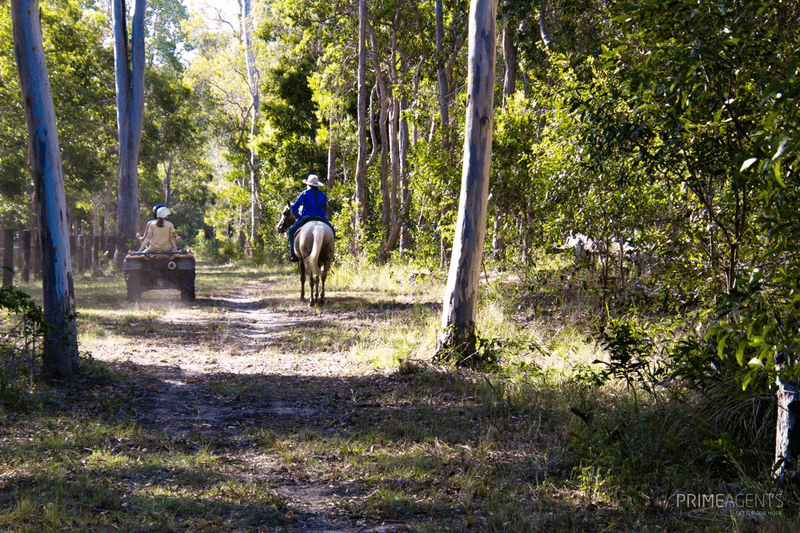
left=1, top=229, right=116, bottom=287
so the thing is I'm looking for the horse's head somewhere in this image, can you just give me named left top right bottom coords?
left=275, top=201, right=295, bottom=234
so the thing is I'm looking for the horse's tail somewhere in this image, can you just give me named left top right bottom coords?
left=307, top=227, right=326, bottom=279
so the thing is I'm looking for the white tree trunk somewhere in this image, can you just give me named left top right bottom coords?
left=11, top=0, right=79, bottom=380
left=242, top=0, right=261, bottom=250
left=435, top=0, right=450, bottom=154
left=438, top=0, right=497, bottom=360
left=501, top=1, right=517, bottom=110
left=774, top=362, right=800, bottom=482
left=113, top=0, right=146, bottom=266
left=354, top=0, right=369, bottom=236
left=327, top=109, right=337, bottom=189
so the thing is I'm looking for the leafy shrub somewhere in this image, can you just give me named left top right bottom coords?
left=593, top=316, right=664, bottom=407
left=0, top=286, right=45, bottom=407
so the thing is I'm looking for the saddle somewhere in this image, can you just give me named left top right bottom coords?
left=295, top=215, right=335, bottom=237
left=299, top=215, right=329, bottom=225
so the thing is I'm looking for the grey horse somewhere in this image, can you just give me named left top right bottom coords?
left=276, top=202, right=335, bottom=306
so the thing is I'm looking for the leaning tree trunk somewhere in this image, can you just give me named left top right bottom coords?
left=112, top=0, right=146, bottom=268
left=11, top=0, right=79, bottom=381
left=437, top=0, right=497, bottom=364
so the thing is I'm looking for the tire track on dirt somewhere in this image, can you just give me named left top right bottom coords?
left=101, top=282, right=404, bottom=533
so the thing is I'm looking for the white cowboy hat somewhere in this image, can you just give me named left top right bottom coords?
left=302, top=174, right=325, bottom=187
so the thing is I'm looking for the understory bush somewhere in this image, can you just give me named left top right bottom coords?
left=0, top=286, right=45, bottom=409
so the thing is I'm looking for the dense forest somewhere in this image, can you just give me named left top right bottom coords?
left=3, top=0, right=800, bottom=518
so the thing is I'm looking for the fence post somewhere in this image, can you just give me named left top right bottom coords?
left=22, top=230, right=31, bottom=283
left=79, top=234, right=87, bottom=272
left=84, top=233, right=92, bottom=272
left=93, top=234, right=101, bottom=272
left=33, top=232, right=42, bottom=279
left=3, top=229, right=14, bottom=287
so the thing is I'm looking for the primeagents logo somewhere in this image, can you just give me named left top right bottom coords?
left=675, top=492, right=784, bottom=513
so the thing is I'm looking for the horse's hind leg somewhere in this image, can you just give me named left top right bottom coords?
left=309, top=275, right=318, bottom=307
left=319, top=269, right=326, bottom=305
left=299, top=262, right=306, bottom=301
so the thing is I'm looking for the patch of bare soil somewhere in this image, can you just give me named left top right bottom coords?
left=88, top=275, right=429, bottom=532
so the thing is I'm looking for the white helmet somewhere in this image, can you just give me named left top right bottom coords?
left=156, top=206, right=171, bottom=218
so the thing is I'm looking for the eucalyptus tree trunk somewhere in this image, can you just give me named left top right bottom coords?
left=11, top=0, right=79, bottom=380
left=163, top=152, right=174, bottom=206
left=242, top=0, right=261, bottom=250
left=437, top=0, right=497, bottom=363
left=435, top=0, right=450, bottom=154
left=435, top=0, right=451, bottom=267
left=354, top=0, right=369, bottom=237
left=539, top=0, right=552, bottom=47
left=112, top=0, right=146, bottom=268
left=400, top=92, right=411, bottom=251
left=774, top=355, right=800, bottom=483
left=375, top=7, right=406, bottom=263
left=501, top=0, right=517, bottom=109
left=366, top=21, right=390, bottom=234
left=327, top=109, right=336, bottom=189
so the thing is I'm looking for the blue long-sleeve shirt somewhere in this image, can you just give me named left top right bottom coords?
left=291, top=188, right=328, bottom=219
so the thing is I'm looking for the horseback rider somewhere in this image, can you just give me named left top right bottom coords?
left=287, top=174, right=335, bottom=262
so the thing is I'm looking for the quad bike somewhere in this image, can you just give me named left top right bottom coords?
left=123, top=250, right=196, bottom=302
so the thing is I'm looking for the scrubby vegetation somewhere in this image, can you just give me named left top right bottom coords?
left=0, top=260, right=796, bottom=532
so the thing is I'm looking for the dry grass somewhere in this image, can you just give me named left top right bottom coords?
left=0, top=259, right=797, bottom=532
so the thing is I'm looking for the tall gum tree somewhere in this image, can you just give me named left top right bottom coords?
left=353, top=0, right=369, bottom=238
left=437, top=0, right=497, bottom=362
left=112, top=0, right=146, bottom=267
left=11, top=0, right=79, bottom=380
left=241, top=0, right=262, bottom=252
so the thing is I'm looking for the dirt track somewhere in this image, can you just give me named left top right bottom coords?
left=83, top=269, right=438, bottom=532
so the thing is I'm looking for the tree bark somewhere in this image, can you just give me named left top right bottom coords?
left=435, top=0, right=450, bottom=154
left=373, top=8, right=406, bottom=263
left=501, top=0, right=517, bottom=110
left=242, top=0, right=261, bottom=251
left=21, top=229, right=31, bottom=282
left=774, top=356, right=800, bottom=483
left=163, top=152, right=174, bottom=206
left=365, top=20, right=391, bottom=236
left=112, top=0, right=146, bottom=268
left=539, top=0, right=552, bottom=48
left=437, top=0, right=497, bottom=363
left=11, top=0, right=79, bottom=380
left=3, top=229, right=13, bottom=287
left=354, top=0, right=369, bottom=238
left=327, top=109, right=336, bottom=189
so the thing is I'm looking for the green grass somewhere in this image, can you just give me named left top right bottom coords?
left=1, top=259, right=798, bottom=532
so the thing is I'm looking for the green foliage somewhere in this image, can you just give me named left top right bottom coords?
left=0, top=0, right=116, bottom=231
left=593, top=316, right=660, bottom=403
left=0, top=287, right=45, bottom=407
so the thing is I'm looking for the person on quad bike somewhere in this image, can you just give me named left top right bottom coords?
left=287, top=174, right=335, bottom=262
left=136, top=204, right=164, bottom=246
left=138, top=206, right=178, bottom=253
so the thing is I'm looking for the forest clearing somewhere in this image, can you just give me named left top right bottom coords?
left=0, top=260, right=798, bottom=532
left=2, top=0, right=800, bottom=530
